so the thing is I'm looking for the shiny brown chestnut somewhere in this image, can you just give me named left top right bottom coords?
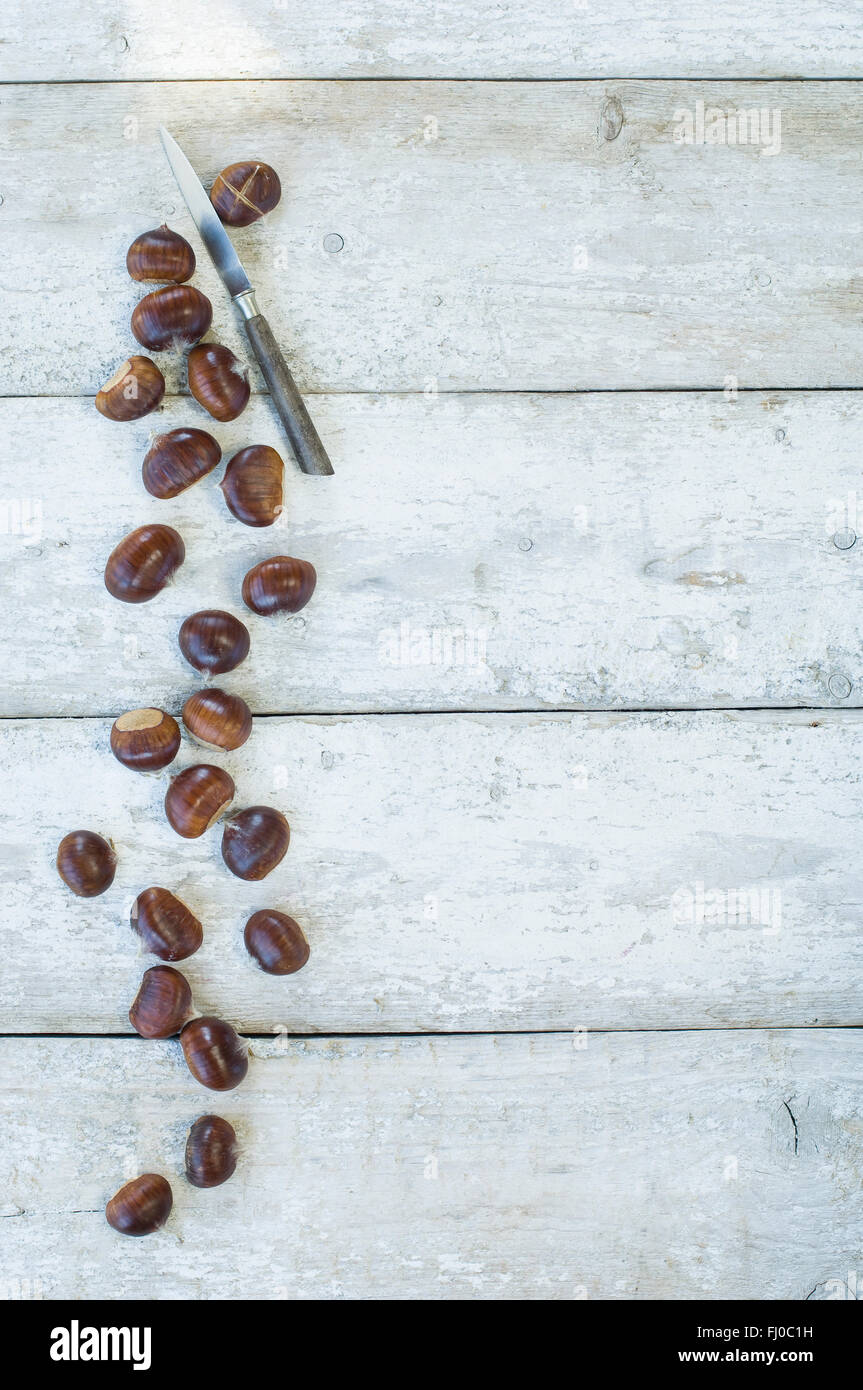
left=56, top=830, right=116, bottom=898
left=104, top=524, right=185, bottom=604
left=95, top=356, right=165, bottom=422
left=178, top=609, right=250, bottom=675
left=106, top=1174, right=172, bottom=1237
left=183, top=688, right=252, bottom=752
left=131, top=887, right=203, bottom=961
left=129, top=965, right=193, bottom=1038
left=131, top=285, right=213, bottom=352
left=180, top=1016, right=248, bottom=1091
left=142, top=428, right=221, bottom=499
left=222, top=806, right=290, bottom=881
left=221, top=445, right=284, bottom=527
left=110, top=708, right=181, bottom=772
left=165, top=764, right=235, bottom=838
left=210, top=161, right=281, bottom=227
left=126, top=225, right=196, bottom=283
left=244, top=909, right=309, bottom=975
left=185, top=1115, right=238, bottom=1188
left=241, top=556, right=316, bottom=616
left=187, top=343, right=250, bottom=422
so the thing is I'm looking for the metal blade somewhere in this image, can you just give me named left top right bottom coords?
left=159, top=126, right=252, bottom=299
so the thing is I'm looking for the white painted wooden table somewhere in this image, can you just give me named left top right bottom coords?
left=1, top=2, right=862, bottom=1301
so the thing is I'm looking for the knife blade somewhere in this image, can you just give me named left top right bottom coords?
left=159, top=126, right=334, bottom=477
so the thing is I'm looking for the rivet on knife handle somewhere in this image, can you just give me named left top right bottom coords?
left=234, top=291, right=334, bottom=477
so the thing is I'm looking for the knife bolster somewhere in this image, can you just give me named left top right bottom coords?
left=232, top=289, right=261, bottom=320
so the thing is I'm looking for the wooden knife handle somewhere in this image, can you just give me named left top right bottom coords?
left=243, top=312, right=334, bottom=476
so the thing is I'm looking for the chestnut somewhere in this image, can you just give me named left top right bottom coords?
left=131, top=886, right=203, bottom=961
left=142, top=427, right=221, bottom=499
left=126, top=225, right=195, bottom=283
left=185, top=1115, right=238, bottom=1188
left=244, top=909, right=309, bottom=975
left=181, top=1016, right=248, bottom=1091
left=106, top=1173, right=172, bottom=1237
left=178, top=609, right=250, bottom=675
left=131, top=284, right=213, bottom=352
left=95, top=356, right=165, bottom=422
left=222, top=806, right=290, bottom=881
left=129, top=964, right=193, bottom=1038
left=221, top=445, right=284, bottom=527
left=56, top=830, right=116, bottom=897
left=165, top=764, right=235, bottom=838
left=183, top=687, right=252, bottom=752
left=241, top=556, right=316, bottom=616
left=110, top=708, right=181, bottom=772
left=210, top=161, right=281, bottom=227
left=187, top=343, right=250, bottom=422
left=104, top=523, right=185, bottom=604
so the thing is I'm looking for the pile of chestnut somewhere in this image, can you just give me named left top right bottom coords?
left=56, top=160, right=316, bottom=1238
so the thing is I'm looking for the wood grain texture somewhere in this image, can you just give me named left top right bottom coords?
left=2, top=392, right=862, bottom=716
left=3, top=82, right=863, bottom=393
left=2, top=1, right=861, bottom=80
left=1, top=1030, right=860, bottom=1300
left=4, top=710, right=862, bottom=1033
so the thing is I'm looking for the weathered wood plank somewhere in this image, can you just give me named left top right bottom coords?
left=3, top=710, right=862, bottom=1033
left=3, top=82, right=863, bottom=392
left=0, top=392, right=859, bottom=716
left=2, top=1, right=861, bottom=80
left=1, top=1031, right=859, bottom=1300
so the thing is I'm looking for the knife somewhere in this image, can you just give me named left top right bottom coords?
left=159, top=126, right=334, bottom=477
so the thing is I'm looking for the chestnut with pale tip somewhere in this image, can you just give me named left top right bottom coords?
left=165, top=764, right=235, bottom=839
left=181, top=1016, right=248, bottom=1091
left=129, top=964, right=193, bottom=1038
left=106, top=1173, right=173, bottom=1237
left=126, top=225, right=196, bottom=283
left=104, top=524, right=185, bottom=603
left=187, top=342, right=250, bottom=422
left=110, top=708, right=181, bottom=772
left=244, top=909, right=309, bottom=975
left=222, top=806, right=290, bottom=881
left=185, top=1115, right=238, bottom=1188
left=178, top=609, right=250, bottom=675
left=131, top=887, right=203, bottom=961
left=183, top=687, right=252, bottom=752
left=241, top=556, right=316, bottom=616
left=56, top=830, right=116, bottom=898
left=142, top=428, right=221, bottom=499
left=131, top=284, right=212, bottom=352
left=210, top=161, right=281, bottom=227
left=221, top=445, right=284, bottom=527
left=95, top=356, right=165, bottom=422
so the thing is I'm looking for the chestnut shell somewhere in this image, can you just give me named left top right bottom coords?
left=187, top=343, right=251, bottom=422
left=129, top=964, right=193, bottom=1038
left=131, top=285, right=213, bottom=352
left=142, top=428, right=221, bottom=499
left=210, top=161, right=281, bottom=227
left=131, top=887, right=203, bottom=961
left=185, top=1115, right=239, bottom=1188
left=104, top=523, right=185, bottom=604
left=106, top=1173, right=173, bottom=1237
left=95, top=356, right=165, bottom=422
left=182, top=687, right=252, bottom=752
left=241, top=556, right=316, bottom=616
left=110, top=708, right=181, bottom=772
left=178, top=610, right=250, bottom=675
left=56, top=830, right=116, bottom=898
left=221, top=445, right=284, bottom=527
left=244, top=909, right=309, bottom=975
left=126, top=225, right=196, bottom=283
left=165, top=764, right=235, bottom=838
left=222, top=806, right=290, bottom=881
left=181, top=1016, right=249, bottom=1091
